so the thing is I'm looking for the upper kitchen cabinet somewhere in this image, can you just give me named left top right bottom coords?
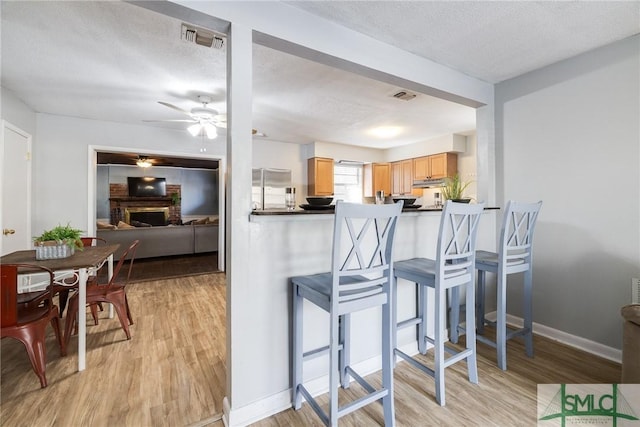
left=391, top=159, right=420, bottom=196
left=308, top=157, right=334, bottom=196
left=364, top=163, right=391, bottom=197
left=413, top=153, right=458, bottom=180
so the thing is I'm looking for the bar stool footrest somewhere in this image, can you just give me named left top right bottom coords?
left=394, top=348, right=435, bottom=378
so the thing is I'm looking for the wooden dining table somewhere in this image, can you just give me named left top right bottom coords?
left=1, top=244, right=120, bottom=371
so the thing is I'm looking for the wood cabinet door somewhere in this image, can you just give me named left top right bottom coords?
left=429, top=153, right=458, bottom=179
left=391, top=161, right=403, bottom=195
left=401, top=159, right=413, bottom=195
left=373, top=163, right=391, bottom=195
left=413, top=156, right=430, bottom=180
left=308, top=157, right=334, bottom=196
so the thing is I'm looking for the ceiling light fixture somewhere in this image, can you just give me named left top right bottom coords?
left=136, top=157, right=152, bottom=168
left=187, top=121, right=218, bottom=139
left=369, top=126, right=402, bottom=139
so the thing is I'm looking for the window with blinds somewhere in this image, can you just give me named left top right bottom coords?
left=333, top=164, right=363, bottom=203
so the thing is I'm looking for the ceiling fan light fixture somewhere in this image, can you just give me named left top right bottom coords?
left=136, top=157, right=152, bottom=168
left=187, top=123, right=201, bottom=137
left=204, top=123, right=218, bottom=139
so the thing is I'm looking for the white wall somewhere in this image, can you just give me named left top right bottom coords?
left=1, top=87, right=36, bottom=136
left=33, top=114, right=225, bottom=235
left=495, top=35, right=640, bottom=349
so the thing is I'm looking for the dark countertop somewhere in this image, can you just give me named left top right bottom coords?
left=251, top=206, right=499, bottom=216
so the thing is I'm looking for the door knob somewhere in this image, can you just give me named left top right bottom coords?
left=3, top=229, right=15, bottom=235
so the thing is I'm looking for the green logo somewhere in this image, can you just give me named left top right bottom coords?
left=539, top=384, right=639, bottom=426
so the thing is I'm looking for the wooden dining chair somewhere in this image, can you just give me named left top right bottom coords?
left=63, top=240, right=139, bottom=352
left=1, top=264, right=65, bottom=388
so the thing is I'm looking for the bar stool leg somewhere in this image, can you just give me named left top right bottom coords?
left=434, top=285, right=446, bottom=406
left=449, top=286, right=460, bottom=344
left=292, top=284, right=303, bottom=409
left=381, top=295, right=395, bottom=426
left=339, top=314, right=351, bottom=388
left=465, top=279, right=478, bottom=383
left=329, top=313, right=340, bottom=426
left=523, top=269, right=534, bottom=358
left=419, top=284, right=427, bottom=354
left=476, top=270, right=486, bottom=335
left=496, top=272, right=507, bottom=370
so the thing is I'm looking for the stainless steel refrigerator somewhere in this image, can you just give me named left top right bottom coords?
left=252, top=168, right=292, bottom=209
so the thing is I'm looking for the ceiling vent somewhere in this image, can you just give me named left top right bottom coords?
left=392, top=90, right=417, bottom=101
left=181, top=23, right=225, bottom=49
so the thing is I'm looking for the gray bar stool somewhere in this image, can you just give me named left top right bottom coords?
left=452, top=200, right=542, bottom=370
left=291, top=201, right=403, bottom=426
left=393, top=200, right=485, bottom=406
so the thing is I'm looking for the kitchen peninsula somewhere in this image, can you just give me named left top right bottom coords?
left=244, top=204, right=498, bottom=408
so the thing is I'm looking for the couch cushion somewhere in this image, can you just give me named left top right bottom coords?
left=621, top=304, right=640, bottom=326
left=97, top=221, right=117, bottom=230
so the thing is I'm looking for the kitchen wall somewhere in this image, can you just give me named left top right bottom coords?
left=495, top=35, right=640, bottom=350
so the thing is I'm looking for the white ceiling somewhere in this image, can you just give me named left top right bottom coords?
left=2, top=1, right=638, bottom=150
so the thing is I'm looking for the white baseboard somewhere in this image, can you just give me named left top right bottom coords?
left=483, top=311, right=622, bottom=363
left=222, top=341, right=420, bottom=427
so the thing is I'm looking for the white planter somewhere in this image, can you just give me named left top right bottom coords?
left=34, top=241, right=75, bottom=260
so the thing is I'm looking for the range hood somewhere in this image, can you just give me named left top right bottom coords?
left=413, top=178, right=445, bottom=188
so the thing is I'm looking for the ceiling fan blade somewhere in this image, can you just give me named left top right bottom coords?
left=158, top=101, right=192, bottom=116
left=142, top=119, right=197, bottom=123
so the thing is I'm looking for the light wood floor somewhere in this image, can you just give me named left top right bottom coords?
left=247, top=332, right=621, bottom=427
left=1, top=273, right=226, bottom=427
left=2, top=273, right=621, bottom=427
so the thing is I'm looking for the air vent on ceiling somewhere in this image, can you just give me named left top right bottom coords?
left=392, top=90, right=417, bottom=101
left=181, top=23, right=225, bottom=49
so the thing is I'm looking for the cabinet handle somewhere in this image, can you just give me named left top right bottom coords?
left=3, top=228, right=16, bottom=235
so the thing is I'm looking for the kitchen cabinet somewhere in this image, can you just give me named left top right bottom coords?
left=308, top=157, right=334, bottom=196
left=363, top=163, right=391, bottom=197
left=413, top=153, right=457, bottom=180
left=391, top=159, right=420, bottom=196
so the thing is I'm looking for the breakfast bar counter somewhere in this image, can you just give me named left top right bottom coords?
left=240, top=203, right=499, bottom=408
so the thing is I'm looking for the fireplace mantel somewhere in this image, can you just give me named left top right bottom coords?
left=109, top=197, right=172, bottom=203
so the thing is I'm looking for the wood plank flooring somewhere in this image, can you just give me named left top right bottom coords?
left=2, top=271, right=621, bottom=427
left=114, top=252, right=219, bottom=283
left=1, top=273, right=226, bottom=427
left=250, top=332, right=621, bottom=427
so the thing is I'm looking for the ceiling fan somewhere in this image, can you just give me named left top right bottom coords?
left=144, top=95, right=266, bottom=139
left=144, top=95, right=225, bottom=139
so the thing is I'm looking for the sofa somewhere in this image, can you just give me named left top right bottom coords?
left=97, top=223, right=218, bottom=260
left=621, top=304, right=640, bottom=383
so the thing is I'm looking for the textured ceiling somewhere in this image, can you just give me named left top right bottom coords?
left=287, top=1, right=640, bottom=83
left=2, top=1, right=638, bottom=155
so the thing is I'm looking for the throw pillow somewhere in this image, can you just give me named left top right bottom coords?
left=117, top=221, right=135, bottom=229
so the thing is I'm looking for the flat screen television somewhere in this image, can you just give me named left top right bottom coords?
left=127, top=177, right=167, bottom=197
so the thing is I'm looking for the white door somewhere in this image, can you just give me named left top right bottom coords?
left=1, top=121, right=32, bottom=256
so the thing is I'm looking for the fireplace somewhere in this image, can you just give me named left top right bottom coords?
left=125, top=207, right=169, bottom=226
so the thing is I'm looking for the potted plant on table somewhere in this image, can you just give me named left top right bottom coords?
left=441, top=174, right=473, bottom=203
left=33, top=223, right=84, bottom=260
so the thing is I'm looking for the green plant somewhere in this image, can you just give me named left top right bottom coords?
left=171, top=192, right=181, bottom=206
left=34, top=223, right=84, bottom=250
left=441, top=174, right=473, bottom=201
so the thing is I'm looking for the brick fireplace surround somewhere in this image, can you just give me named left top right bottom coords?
left=109, top=183, right=181, bottom=225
